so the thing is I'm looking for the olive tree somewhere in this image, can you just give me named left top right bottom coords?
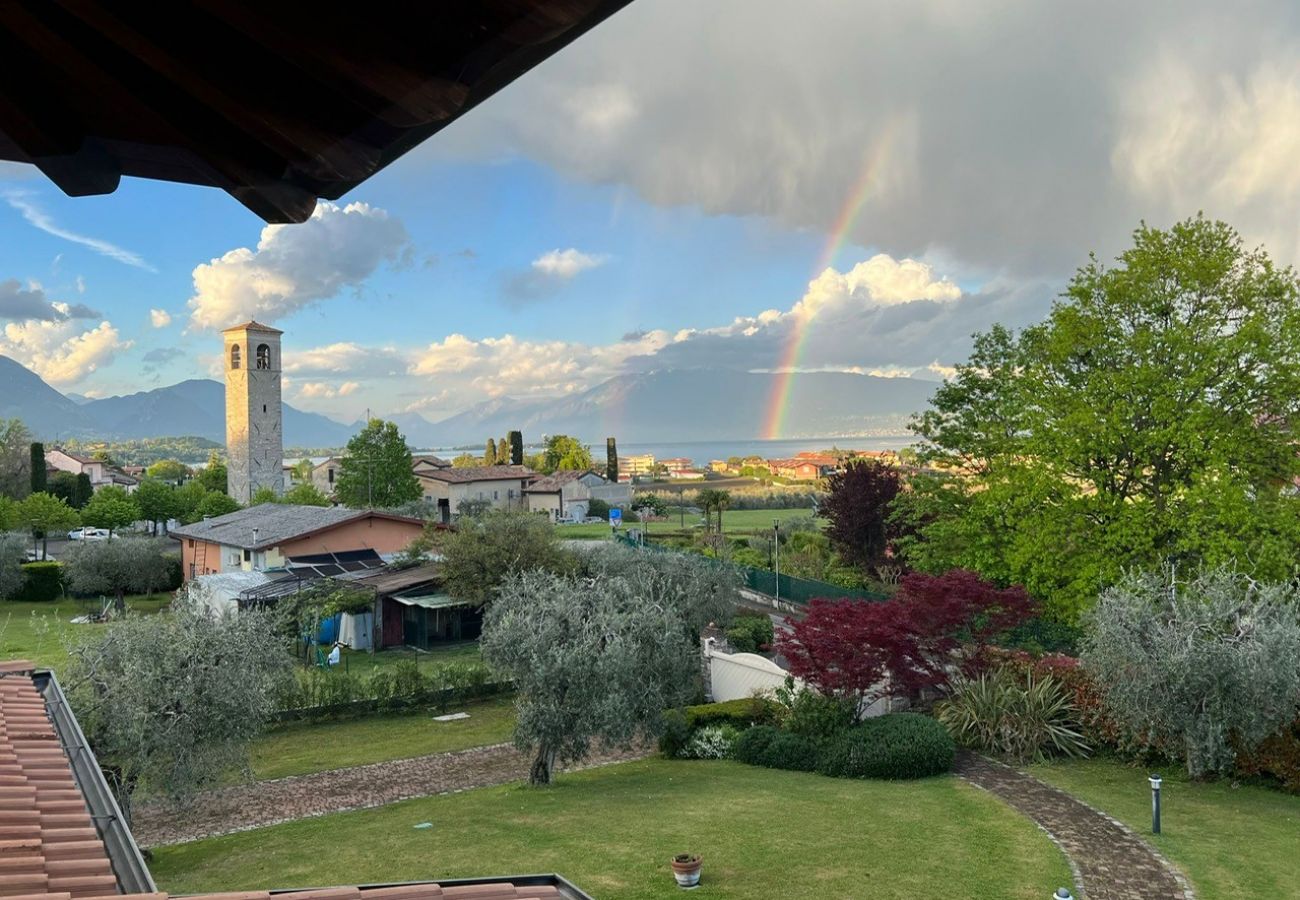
left=1083, top=567, right=1300, bottom=777
left=438, top=508, right=575, bottom=606
left=62, top=535, right=173, bottom=612
left=482, top=548, right=739, bottom=785
left=67, top=595, right=292, bottom=823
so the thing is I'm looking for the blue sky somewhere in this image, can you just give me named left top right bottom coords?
left=2, top=0, right=1297, bottom=425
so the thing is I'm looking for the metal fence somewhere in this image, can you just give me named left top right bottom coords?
left=614, top=532, right=885, bottom=604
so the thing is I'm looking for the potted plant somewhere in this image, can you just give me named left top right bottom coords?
left=670, top=853, right=702, bottom=888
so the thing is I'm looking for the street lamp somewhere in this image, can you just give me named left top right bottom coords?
left=773, top=518, right=780, bottom=603
left=1149, top=774, right=1162, bottom=834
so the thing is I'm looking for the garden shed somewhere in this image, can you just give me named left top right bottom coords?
left=349, top=564, right=482, bottom=650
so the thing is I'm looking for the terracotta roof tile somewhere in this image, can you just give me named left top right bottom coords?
left=1, top=667, right=591, bottom=900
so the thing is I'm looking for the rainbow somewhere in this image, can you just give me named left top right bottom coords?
left=760, top=123, right=901, bottom=439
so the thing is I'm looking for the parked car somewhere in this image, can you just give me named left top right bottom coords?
left=67, top=527, right=111, bottom=541
left=555, top=514, right=580, bottom=525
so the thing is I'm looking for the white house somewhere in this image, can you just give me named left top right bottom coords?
left=525, top=469, right=633, bottom=522
left=414, top=464, right=536, bottom=523
left=45, top=448, right=140, bottom=494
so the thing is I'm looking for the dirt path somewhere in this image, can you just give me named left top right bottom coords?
left=954, top=753, right=1195, bottom=899
left=133, top=742, right=649, bottom=847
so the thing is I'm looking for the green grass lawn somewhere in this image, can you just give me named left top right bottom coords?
left=250, top=695, right=516, bottom=780
left=151, top=759, right=1070, bottom=899
left=0, top=595, right=171, bottom=673
left=559, top=507, right=822, bottom=540
left=1032, top=757, right=1300, bottom=900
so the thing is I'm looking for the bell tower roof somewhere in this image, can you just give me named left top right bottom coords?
left=222, top=320, right=283, bottom=335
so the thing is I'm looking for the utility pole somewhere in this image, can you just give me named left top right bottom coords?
left=773, top=518, right=780, bottom=603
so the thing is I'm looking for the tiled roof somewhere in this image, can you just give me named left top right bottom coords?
left=0, top=663, right=593, bottom=900
left=0, top=660, right=134, bottom=899
left=169, top=505, right=420, bottom=551
left=415, top=466, right=534, bottom=485
left=411, top=456, right=451, bottom=469
left=523, top=470, right=597, bottom=493
left=49, top=448, right=97, bottom=466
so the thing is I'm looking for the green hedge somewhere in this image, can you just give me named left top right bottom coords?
left=684, top=697, right=778, bottom=730
left=726, top=613, right=775, bottom=654
left=14, top=562, right=63, bottom=602
left=733, top=724, right=782, bottom=764
left=816, top=713, right=956, bottom=779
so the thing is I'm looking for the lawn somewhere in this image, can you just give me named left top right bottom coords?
left=151, top=759, right=1070, bottom=899
left=250, top=695, right=517, bottom=780
left=0, top=595, right=171, bottom=673
left=559, top=507, right=822, bottom=540
left=1032, top=757, right=1300, bottom=900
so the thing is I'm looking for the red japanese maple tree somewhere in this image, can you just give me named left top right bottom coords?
left=775, top=569, right=1034, bottom=714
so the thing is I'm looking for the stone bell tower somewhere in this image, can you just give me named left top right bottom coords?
left=224, top=321, right=284, bottom=503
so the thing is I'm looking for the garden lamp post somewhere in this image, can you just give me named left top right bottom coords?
left=773, top=518, right=780, bottom=603
left=1149, top=774, right=1162, bottom=834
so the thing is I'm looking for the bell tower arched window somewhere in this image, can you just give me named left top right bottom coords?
left=230, top=344, right=241, bottom=369
left=256, top=343, right=271, bottom=369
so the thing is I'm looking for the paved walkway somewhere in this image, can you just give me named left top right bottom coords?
left=132, top=742, right=650, bottom=847
left=954, top=753, right=1194, bottom=900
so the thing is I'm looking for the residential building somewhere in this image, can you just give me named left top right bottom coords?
left=708, top=459, right=732, bottom=473
left=311, top=456, right=344, bottom=494
left=616, top=453, right=655, bottom=482
left=767, top=458, right=835, bottom=480
left=661, top=457, right=694, bottom=474
left=224, top=320, right=284, bottom=503
left=412, top=454, right=452, bottom=471
left=171, top=503, right=424, bottom=581
left=525, top=469, right=633, bottom=521
left=45, top=447, right=139, bottom=493
left=667, top=468, right=706, bottom=480
left=415, top=464, right=536, bottom=523
left=0, top=658, right=594, bottom=900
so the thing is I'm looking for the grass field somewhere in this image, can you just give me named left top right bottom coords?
left=331, top=641, right=484, bottom=676
left=558, top=507, right=822, bottom=540
left=250, top=695, right=516, bottom=780
left=0, top=595, right=171, bottom=673
left=1032, top=757, right=1300, bottom=899
left=151, top=759, right=1070, bottom=899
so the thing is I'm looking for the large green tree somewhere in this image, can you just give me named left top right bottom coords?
left=335, top=419, right=420, bottom=509
left=438, top=508, right=574, bottom=606
left=62, top=536, right=173, bottom=613
left=197, top=451, right=228, bottom=494
left=135, top=479, right=180, bottom=535
left=900, top=217, right=1300, bottom=619
left=16, top=491, right=79, bottom=556
left=540, top=435, right=592, bottom=474
left=145, top=459, right=190, bottom=483
left=82, top=486, right=141, bottom=536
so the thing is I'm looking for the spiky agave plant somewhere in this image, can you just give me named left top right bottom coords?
left=938, top=668, right=1090, bottom=763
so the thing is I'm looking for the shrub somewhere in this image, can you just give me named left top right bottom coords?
left=681, top=724, right=741, bottom=760
left=683, top=697, right=778, bottom=730
left=1084, top=568, right=1300, bottom=777
left=659, top=709, right=691, bottom=758
left=15, top=562, right=63, bottom=602
left=1235, top=719, right=1300, bottom=794
left=732, top=724, right=781, bottom=765
left=726, top=612, right=774, bottom=654
left=773, top=682, right=856, bottom=740
left=757, top=731, right=821, bottom=771
left=937, top=669, right=1090, bottom=763
left=587, top=498, right=610, bottom=520
left=816, top=713, right=955, bottom=779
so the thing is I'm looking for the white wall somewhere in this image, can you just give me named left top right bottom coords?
left=705, top=641, right=798, bottom=703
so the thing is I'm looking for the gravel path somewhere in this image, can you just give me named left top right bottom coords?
left=954, top=752, right=1195, bottom=899
left=133, top=741, right=650, bottom=847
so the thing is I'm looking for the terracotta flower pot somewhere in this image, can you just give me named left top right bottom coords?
left=671, top=853, right=702, bottom=888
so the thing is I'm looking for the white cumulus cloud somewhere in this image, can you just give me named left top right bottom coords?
left=149, top=308, right=172, bottom=328
left=187, top=201, right=409, bottom=330
left=531, top=248, right=608, bottom=278
left=0, top=319, right=132, bottom=385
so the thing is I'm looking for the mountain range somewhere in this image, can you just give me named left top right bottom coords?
left=0, top=355, right=936, bottom=448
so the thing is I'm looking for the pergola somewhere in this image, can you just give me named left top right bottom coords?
left=0, top=1, right=632, bottom=222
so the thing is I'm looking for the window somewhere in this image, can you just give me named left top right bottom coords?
left=493, top=490, right=499, bottom=500
left=243, top=549, right=251, bottom=561
left=256, top=343, right=271, bottom=369
left=262, top=404, right=267, bottom=413
left=230, top=345, right=241, bottom=369
left=328, top=467, right=335, bottom=484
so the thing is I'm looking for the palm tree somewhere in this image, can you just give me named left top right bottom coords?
left=714, top=490, right=732, bottom=533
left=696, top=489, right=721, bottom=533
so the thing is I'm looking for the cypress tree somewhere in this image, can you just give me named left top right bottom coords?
left=606, top=437, right=618, bottom=483
left=498, top=435, right=510, bottom=464
left=508, top=431, right=524, bottom=466
left=485, top=438, right=497, bottom=465
left=74, top=473, right=93, bottom=509
left=29, top=443, right=46, bottom=494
